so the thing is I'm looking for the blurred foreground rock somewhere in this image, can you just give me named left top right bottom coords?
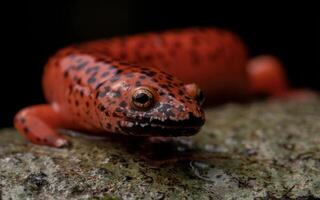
left=1, top=99, right=320, bottom=200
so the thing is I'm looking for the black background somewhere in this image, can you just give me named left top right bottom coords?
left=1, top=1, right=319, bottom=128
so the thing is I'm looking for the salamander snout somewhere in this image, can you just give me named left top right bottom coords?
left=94, top=68, right=206, bottom=137
left=119, top=84, right=205, bottom=136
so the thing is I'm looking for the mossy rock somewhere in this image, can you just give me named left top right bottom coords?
left=1, top=99, right=320, bottom=199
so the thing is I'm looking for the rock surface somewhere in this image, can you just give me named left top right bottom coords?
left=1, top=100, right=320, bottom=200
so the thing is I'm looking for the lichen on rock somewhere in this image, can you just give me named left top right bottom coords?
left=1, top=99, right=320, bottom=199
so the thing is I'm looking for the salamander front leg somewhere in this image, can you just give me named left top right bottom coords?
left=14, top=104, right=70, bottom=147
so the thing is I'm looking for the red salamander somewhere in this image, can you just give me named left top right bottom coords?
left=14, top=27, right=293, bottom=147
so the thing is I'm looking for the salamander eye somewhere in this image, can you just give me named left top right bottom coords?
left=196, top=89, right=205, bottom=106
left=131, top=87, right=155, bottom=109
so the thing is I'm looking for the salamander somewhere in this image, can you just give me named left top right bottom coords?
left=14, top=27, right=295, bottom=147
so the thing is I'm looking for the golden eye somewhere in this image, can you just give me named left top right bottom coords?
left=131, top=87, right=155, bottom=109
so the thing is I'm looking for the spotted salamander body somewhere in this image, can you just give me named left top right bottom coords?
left=14, top=28, right=293, bottom=147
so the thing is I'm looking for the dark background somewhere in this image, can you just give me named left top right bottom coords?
left=1, top=1, right=319, bottom=128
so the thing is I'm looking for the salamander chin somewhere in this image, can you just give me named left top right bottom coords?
left=119, top=115, right=205, bottom=136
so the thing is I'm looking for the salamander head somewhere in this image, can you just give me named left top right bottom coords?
left=95, top=66, right=205, bottom=136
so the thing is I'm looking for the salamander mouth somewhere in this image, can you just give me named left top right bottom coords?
left=120, top=115, right=205, bottom=136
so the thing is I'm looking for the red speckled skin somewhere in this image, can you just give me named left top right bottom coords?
left=14, top=27, right=292, bottom=147
left=80, top=28, right=250, bottom=101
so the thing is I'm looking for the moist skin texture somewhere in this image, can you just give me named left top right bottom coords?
left=14, top=27, right=292, bottom=147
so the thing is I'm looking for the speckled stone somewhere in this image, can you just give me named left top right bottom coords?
left=1, top=99, right=320, bottom=200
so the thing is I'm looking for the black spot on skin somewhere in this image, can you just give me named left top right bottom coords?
left=159, top=84, right=169, bottom=90
left=94, top=82, right=105, bottom=90
left=115, top=107, right=122, bottom=113
left=75, top=58, right=83, bottom=63
left=63, top=71, right=69, bottom=78
left=121, top=110, right=128, bottom=116
left=97, top=104, right=106, bottom=111
left=95, top=57, right=113, bottom=63
left=135, top=81, right=141, bottom=86
left=96, top=86, right=110, bottom=98
left=129, top=63, right=140, bottom=68
left=80, top=90, right=84, bottom=97
left=140, top=67, right=151, bottom=71
left=23, top=127, right=29, bottom=133
left=142, top=71, right=157, bottom=77
left=104, top=86, right=110, bottom=93
left=97, top=90, right=106, bottom=98
left=75, top=61, right=88, bottom=71
left=101, top=71, right=110, bottom=78
left=105, top=112, right=110, bottom=117
left=87, top=76, right=96, bottom=84
left=139, top=75, right=146, bottom=80
left=75, top=100, right=79, bottom=106
left=159, top=91, right=165, bottom=96
left=110, top=76, right=120, bottom=83
left=125, top=73, right=134, bottom=78
left=169, top=92, right=175, bottom=97
left=113, top=112, right=120, bottom=117
left=73, top=76, right=79, bottom=82
left=151, top=78, right=158, bottom=83
left=85, top=66, right=100, bottom=74
left=166, top=75, right=173, bottom=81
left=115, top=69, right=123, bottom=75
left=119, top=101, right=127, bottom=108
left=114, top=90, right=121, bottom=98
left=20, top=118, right=26, bottom=124
left=178, top=90, right=184, bottom=96
left=53, top=59, right=60, bottom=67
left=107, top=123, right=112, bottom=129
left=153, top=102, right=160, bottom=108
left=109, top=65, right=116, bottom=70
left=168, top=84, right=174, bottom=88
left=85, top=102, right=89, bottom=107
left=178, top=105, right=184, bottom=112
left=76, top=78, right=81, bottom=85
